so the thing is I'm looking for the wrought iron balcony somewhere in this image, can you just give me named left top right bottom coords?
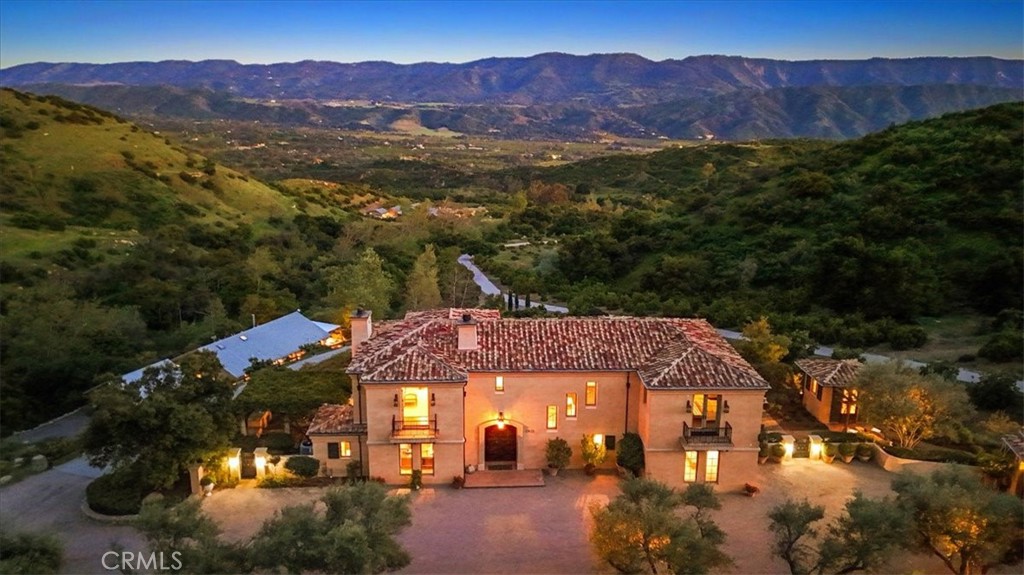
left=391, top=415, right=438, bottom=441
left=681, top=422, right=732, bottom=446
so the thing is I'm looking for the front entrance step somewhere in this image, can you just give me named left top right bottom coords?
left=463, top=469, right=545, bottom=488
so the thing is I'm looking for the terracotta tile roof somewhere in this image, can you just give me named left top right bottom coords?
left=307, top=403, right=366, bottom=435
left=1002, top=429, right=1024, bottom=459
left=794, top=358, right=862, bottom=388
left=348, top=309, right=768, bottom=390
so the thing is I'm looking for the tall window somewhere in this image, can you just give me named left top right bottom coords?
left=421, top=444, right=434, bottom=475
left=399, top=443, right=413, bottom=475
left=705, top=450, right=719, bottom=483
left=495, top=376, right=504, bottom=393
left=566, top=393, right=578, bottom=418
left=841, top=389, right=858, bottom=414
left=585, top=381, right=598, bottom=406
left=339, top=441, right=352, bottom=458
left=684, top=451, right=698, bottom=482
left=546, top=405, right=558, bottom=429
left=327, top=442, right=340, bottom=459
left=692, top=394, right=720, bottom=428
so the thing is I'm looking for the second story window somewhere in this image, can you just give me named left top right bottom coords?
left=495, top=376, right=504, bottom=393
left=546, top=405, right=558, bottom=430
left=566, top=393, right=577, bottom=418
left=585, top=381, right=598, bottom=406
left=692, top=394, right=720, bottom=428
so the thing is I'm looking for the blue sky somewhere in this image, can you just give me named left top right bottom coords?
left=1, top=1, right=1021, bottom=68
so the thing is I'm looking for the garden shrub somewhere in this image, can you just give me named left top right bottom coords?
left=262, top=432, right=296, bottom=454
left=86, top=468, right=145, bottom=516
left=284, top=455, right=320, bottom=478
left=616, top=432, right=645, bottom=475
left=0, top=530, right=63, bottom=574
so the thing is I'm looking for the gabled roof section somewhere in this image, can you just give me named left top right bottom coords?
left=349, top=309, right=768, bottom=390
left=199, top=310, right=329, bottom=378
left=308, top=403, right=366, bottom=435
left=794, top=358, right=862, bottom=388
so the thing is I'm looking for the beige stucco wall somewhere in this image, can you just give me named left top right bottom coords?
left=641, top=388, right=765, bottom=491
left=464, top=371, right=633, bottom=470
left=802, top=382, right=833, bottom=425
left=360, top=382, right=466, bottom=485
left=309, top=434, right=366, bottom=477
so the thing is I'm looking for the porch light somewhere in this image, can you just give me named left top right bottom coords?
left=393, top=394, right=399, bottom=407
left=497, top=412, right=506, bottom=430
left=685, top=400, right=692, bottom=413
left=430, top=393, right=436, bottom=407
left=723, top=400, right=730, bottom=413
left=593, top=434, right=604, bottom=446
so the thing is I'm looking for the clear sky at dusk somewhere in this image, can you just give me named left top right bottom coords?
left=1, top=0, right=1021, bottom=69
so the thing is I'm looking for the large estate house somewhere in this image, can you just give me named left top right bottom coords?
left=309, top=308, right=770, bottom=491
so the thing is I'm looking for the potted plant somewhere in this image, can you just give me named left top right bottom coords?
left=757, top=443, right=770, bottom=465
left=616, top=432, right=645, bottom=477
left=200, top=475, right=215, bottom=496
left=451, top=475, right=465, bottom=489
left=769, top=443, right=786, bottom=463
left=743, top=483, right=760, bottom=497
left=855, top=443, right=874, bottom=462
left=410, top=469, right=422, bottom=490
left=545, top=437, right=571, bottom=476
left=581, top=434, right=607, bottom=476
left=822, top=442, right=837, bottom=464
left=838, top=442, right=856, bottom=463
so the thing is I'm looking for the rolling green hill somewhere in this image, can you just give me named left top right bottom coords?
left=0, top=88, right=294, bottom=254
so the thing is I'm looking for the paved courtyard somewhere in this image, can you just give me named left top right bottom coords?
left=1, top=456, right=996, bottom=574
left=200, top=460, right=964, bottom=574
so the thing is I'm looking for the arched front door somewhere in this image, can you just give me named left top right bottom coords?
left=484, top=424, right=517, bottom=470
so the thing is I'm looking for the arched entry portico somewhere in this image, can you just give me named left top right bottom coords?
left=477, top=418, right=525, bottom=470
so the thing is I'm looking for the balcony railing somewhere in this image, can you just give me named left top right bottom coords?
left=682, top=422, right=732, bottom=446
left=391, top=415, right=438, bottom=440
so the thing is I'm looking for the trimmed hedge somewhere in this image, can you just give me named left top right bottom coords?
left=284, top=455, right=319, bottom=478
left=86, top=469, right=145, bottom=516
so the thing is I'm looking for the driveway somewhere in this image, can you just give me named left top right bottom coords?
left=0, top=457, right=146, bottom=575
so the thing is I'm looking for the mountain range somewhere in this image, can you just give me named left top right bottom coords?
left=2, top=53, right=1021, bottom=139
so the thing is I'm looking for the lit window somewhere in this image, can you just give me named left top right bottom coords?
left=546, top=405, right=557, bottom=430
left=404, top=393, right=418, bottom=407
left=705, top=450, right=719, bottom=483
left=585, top=381, right=598, bottom=406
left=684, top=451, right=698, bottom=482
left=421, top=444, right=434, bottom=475
left=566, top=393, right=577, bottom=418
left=841, top=389, right=858, bottom=414
left=399, top=443, right=413, bottom=475
left=495, top=376, right=504, bottom=393
left=340, top=441, right=352, bottom=458
left=327, top=442, right=340, bottom=459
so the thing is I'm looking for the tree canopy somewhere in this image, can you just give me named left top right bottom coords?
left=851, top=362, right=970, bottom=449
left=82, top=351, right=237, bottom=489
left=233, top=367, right=350, bottom=426
left=405, top=244, right=442, bottom=311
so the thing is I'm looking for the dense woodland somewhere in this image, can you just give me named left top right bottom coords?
left=0, top=88, right=1020, bottom=432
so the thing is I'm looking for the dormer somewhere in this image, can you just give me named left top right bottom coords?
left=350, top=309, right=372, bottom=356
left=457, top=313, right=478, bottom=351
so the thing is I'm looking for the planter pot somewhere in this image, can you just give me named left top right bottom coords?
left=840, top=455, right=855, bottom=464
left=856, top=454, right=872, bottom=462
left=584, top=463, right=596, bottom=476
left=757, top=455, right=769, bottom=465
left=547, top=466, right=560, bottom=477
left=202, top=483, right=214, bottom=496
left=821, top=453, right=836, bottom=464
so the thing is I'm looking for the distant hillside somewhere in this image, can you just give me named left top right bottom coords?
left=2, top=54, right=1020, bottom=105
left=2, top=53, right=1021, bottom=140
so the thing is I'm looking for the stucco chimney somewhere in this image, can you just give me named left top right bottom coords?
left=457, top=313, right=478, bottom=351
left=350, top=309, right=372, bottom=356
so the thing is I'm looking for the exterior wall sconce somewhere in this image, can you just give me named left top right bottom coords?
left=723, top=400, right=730, bottom=413
left=430, top=393, right=436, bottom=406
left=497, top=411, right=506, bottom=430
left=393, top=394, right=399, bottom=407
left=685, top=400, right=692, bottom=413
